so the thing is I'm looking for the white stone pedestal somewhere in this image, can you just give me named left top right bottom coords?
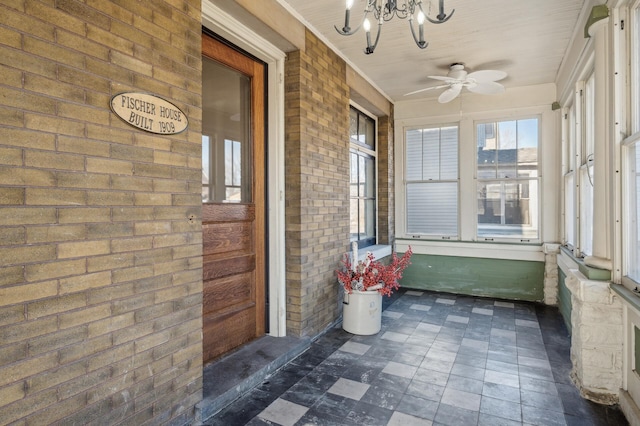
left=559, top=253, right=622, bottom=404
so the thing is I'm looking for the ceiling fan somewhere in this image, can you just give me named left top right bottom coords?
left=404, top=63, right=507, bottom=103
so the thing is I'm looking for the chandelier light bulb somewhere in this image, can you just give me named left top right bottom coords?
left=363, top=18, right=371, bottom=32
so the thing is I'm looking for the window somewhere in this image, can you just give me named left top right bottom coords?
left=201, top=58, right=251, bottom=203
left=579, top=73, right=595, bottom=257
left=563, top=103, right=577, bottom=248
left=624, top=3, right=640, bottom=284
left=350, top=107, right=377, bottom=248
left=405, top=125, right=459, bottom=237
left=202, top=136, right=247, bottom=203
left=476, top=118, right=540, bottom=240
left=626, top=140, right=640, bottom=282
left=633, top=3, right=640, bottom=134
left=224, top=139, right=242, bottom=201
left=561, top=73, right=595, bottom=258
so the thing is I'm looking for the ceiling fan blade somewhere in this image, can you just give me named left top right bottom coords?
left=403, top=84, right=450, bottom=96
left=467, top=81, right=505, bottom=95
left=427, top=75, right=457, bottom=82
left=438, top=84, right=462, bottom=103
left=467, top=70, right=507, bottom=83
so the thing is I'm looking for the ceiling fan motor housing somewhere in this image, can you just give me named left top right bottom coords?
left=448, top=63, right=467, bottom=79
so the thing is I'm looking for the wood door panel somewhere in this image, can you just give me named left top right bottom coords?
left=203, top=305, right=256, bottom=362
left=202, top=204, right=255, bottom=223
left=203, top=272, right=253, bottom=315
left=202, top=221, right=252, bottom=255
left=203, top=254, right=255, bottom=281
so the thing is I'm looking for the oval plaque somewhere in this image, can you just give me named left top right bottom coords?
left=110, top=92, right=188, bottom=135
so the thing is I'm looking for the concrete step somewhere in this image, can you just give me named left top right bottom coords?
left=195, top=335, right=310, bottom=423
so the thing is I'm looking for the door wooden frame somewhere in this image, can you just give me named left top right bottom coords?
left=202, top=34, right=266, bottom=362
left=202, top=2, right=287, bottom=338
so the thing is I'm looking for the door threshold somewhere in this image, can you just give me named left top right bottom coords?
left=196, top=335, right=310, bottom=423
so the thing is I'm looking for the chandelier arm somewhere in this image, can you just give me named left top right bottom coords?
left=334, top=0, right=453, bottom=54
left=335, top=21, right=361, bottom=35
left=390, top=0, right=409, bottom=20
left=364, top=19, right=382, bottom=54
left=409, top=16, right=428, bottom=49
left=336, top=6, right=373, bottom=35
left=370, top=0, right=382, bottom=20
left=425, top=0, right=454, bottom=24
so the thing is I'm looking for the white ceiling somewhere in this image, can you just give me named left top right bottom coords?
left=279, top=0, right=587, bottom=102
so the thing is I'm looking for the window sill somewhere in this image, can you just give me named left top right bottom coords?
left=559, top=246, right=611, bottom=281
left=395, top=239, right=544, bottom=262
left=611, top=284, right=640, bottom=312
left=356, top=244, right=392, bottom=262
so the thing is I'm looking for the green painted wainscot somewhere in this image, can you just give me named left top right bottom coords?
left=399, top=253, right=545, bottom=302
left=558, top=267, right=572, bottom=333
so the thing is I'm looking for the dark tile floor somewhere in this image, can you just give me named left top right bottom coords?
left=204, top=289, right=628, bottom=426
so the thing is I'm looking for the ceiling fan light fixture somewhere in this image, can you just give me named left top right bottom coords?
left=335, top=0, right=454, bottom=54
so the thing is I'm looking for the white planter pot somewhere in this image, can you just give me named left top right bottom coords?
left=342, top=290, right=382, bottom=335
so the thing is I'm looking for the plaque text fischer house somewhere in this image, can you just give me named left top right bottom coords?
left=110, top=92, right=188, bottom=135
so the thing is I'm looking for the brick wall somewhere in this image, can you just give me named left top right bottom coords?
left=377, top=114, right=394, bottom=245
left=0, top=1, right=203, bottom=425
left=284, top=30, right=351, bottom=337
left=284, top=29, right=394, bottom=337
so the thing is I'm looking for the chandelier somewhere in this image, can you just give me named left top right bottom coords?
left=335, top=0, right=454, bottom=54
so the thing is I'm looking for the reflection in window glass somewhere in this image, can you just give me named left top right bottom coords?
left=224, top=139, right=242, bottom=202
left=350, top=151, right=376, bottom=246
left=579, top=165, right=594, bottom=256
left=627, top=143, right=640, bottom=281
left=622, top=6, right=640, bottom=284
left=202, top=135, right=211, bottom=202
left=564, top=173, right=575, bottom=247
left=201, top=56, right=251, bottom=203
left=635, top=7, right=640, bottom=133
left=578, top=73, right=595, bottom=256
left=349, top=108, right=358, bottom=142
left=584, top=73, right=595, bottom=158
left=477, top=118, right=539, bottom=239
left=629, top=6, right=640, bottom=280
left=563, top=103, right=576, bottom=248
left=349, top=106, right=376, bottom=248
left=350, top=108, right=375, bottom=150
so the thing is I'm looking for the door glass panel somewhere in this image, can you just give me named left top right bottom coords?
left=202, top=57, right=251, bottom=203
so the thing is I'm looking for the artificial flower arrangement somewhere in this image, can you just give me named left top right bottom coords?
left=337, top=243, right=413, bottom=297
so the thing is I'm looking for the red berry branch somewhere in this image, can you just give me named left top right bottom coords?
left=336, top=246, right=413, bottom=296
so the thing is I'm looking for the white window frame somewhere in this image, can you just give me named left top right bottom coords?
left=474, top=116, right=542, bottom=243
left=578, top=72, right=595, bottom=258
left=404, top=123, right=460, bottom=239
left=623, top=135, right=640, bottom=286
left=349, top=103, right=378, bottom=249
left=562, top=102, right=577, bottom=249
left=396, top=109, right=548, bottom=249
left=622, top=0, right=640, bottom=287
left=632, top=1, right=640, bottom=135
left=561, top=68, right=596, bottom=260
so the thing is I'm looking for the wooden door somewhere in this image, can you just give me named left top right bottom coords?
left=201, top=34, right=266, bottom=364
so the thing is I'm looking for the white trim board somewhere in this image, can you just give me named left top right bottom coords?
left=202, top=2, right=287, bottom=337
